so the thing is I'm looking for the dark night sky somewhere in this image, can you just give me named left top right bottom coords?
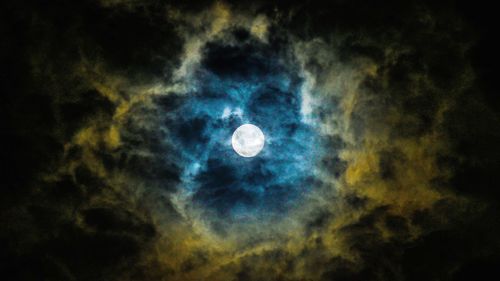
left=1, top=1, right=500, bottom=281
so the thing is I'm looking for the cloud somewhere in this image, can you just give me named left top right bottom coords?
left=2, top=1, right=498, bottom=281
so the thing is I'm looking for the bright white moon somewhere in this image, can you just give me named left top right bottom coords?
left=231, top=124, right=265, bottom=157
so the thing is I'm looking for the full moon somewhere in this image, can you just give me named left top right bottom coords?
left=231, top=124, right=265, bottom=157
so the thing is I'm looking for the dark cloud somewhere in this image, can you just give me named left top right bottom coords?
left=2, top=0, right=500, bottom=280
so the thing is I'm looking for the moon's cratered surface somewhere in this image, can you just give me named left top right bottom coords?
left=231, top=124, right=265, bottom=157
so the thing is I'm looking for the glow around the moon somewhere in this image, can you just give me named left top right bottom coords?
left=231, top=124, right=265, bottom=157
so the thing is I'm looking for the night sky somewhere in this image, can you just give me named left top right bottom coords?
left=2, top=1, right=500, bottom=280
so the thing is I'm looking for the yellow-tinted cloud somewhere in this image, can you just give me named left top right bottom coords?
left=40, top=3, right=477, bottom=280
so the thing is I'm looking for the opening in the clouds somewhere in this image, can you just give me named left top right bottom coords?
left=163, top=29, right=320, bottom=223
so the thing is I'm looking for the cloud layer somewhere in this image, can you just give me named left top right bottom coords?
left=2, top=1, right=500, bottom=281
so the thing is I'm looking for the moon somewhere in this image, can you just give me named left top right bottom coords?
left=231, top=124, right=265, bottom=157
